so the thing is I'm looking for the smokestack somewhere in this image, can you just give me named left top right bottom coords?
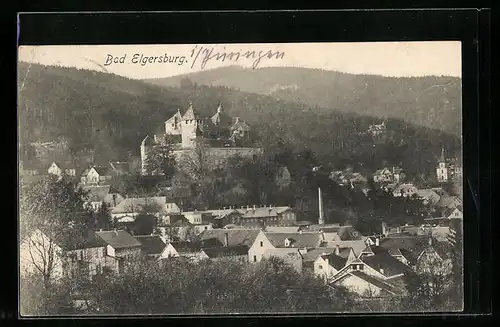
left=224, top=232, right=229, bottom=247
left=335, top=244, right=340, bottom=255
left=318, top=187, right=324, bottom=225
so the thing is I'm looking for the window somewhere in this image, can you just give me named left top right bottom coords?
left=359, top=265, right=364, bottom=270
left=253, top=255, right=257, bottom=262
left=260, top=241, right=263, bottom=247
left=318, top=265, right=323, bottom=269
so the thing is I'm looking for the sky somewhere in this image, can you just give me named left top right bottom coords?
left=18, top=42, right=462, bottom=79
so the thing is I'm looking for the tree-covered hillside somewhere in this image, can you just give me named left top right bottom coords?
left=144, top=66, right=462, bottom=136
left=18, top=62, right=461, bottom=179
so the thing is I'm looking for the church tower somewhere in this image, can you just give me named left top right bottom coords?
left=436, top=147, right=448, bottom=182
left=181, top=103, right=202, bottom=148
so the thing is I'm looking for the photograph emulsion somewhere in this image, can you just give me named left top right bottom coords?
left=18, top=42, right=463, bottom=315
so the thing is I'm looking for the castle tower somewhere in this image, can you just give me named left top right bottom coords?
left=140, top=135, right=154, bottom=175
left=181, top=103, right=202, bottom=149
left=436, top=147, right=448, bottom=182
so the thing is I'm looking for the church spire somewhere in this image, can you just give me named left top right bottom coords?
left=439, top=147, right=446, bottom=163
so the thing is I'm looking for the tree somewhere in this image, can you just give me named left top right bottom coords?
left=179, top=139, right=214, bottom=208
left=95, top=202, right=113, bottom=231
left=20, top=175, right=95, bottom=288
left=144, top=134, right=176, bottom=181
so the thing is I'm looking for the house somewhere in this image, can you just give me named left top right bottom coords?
left=20, top=228, right=110, bottom=281
left=198, top=228, right=262, bottom=263
left=48, top=161, right=77, bottom=178
left=330, top=270, right=406, bottom=298
left=262, top=248, right=303, bottom=273
left=234, top=205, right=297, bottom=228
left=160, top=238, right=222, bottom=261
left=361, top=251, right=412, bottom=279
left=111, top=197, right=181, bottom=221
left=248, top=231, right=323, bottom=263
left=321, top=240, right=369, bottom=258
left=134, top=235, right=166, bottom=260
left=360, top=235, right=424, bottom=266
left=415, top=189, right=441, bottom=206
left=81, top=185, right=125, bottom=211
left=81, top=165, right=114, bottom=186
left=373, top=167, right=403, bottom=184
left=392, top=183, right=418, bottom=198
left=199, top=245, right=249, bottom=262
left=314, top=246, right=357, bottom=282
left=300, top=247, right=337, bottom=273
left=95, top=230, right=143, bottom=274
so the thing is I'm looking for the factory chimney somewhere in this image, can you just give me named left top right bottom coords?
left=318, top=187, right=324, bottom=225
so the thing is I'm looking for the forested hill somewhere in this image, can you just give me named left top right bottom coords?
left=18, top=62, right=461, bottom=178
left=144, top=66, right=462, bottom=137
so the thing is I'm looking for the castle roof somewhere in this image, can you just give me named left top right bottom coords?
left=165, top=109, right=182, bottom=124
left=182, top=104, right=198, bottom=121
left=211, top=106, right=233, bottom=127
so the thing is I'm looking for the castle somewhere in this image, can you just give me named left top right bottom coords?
left=140, top=102, right=261, bottom=175
left=436, top=147, right=462, bottom=183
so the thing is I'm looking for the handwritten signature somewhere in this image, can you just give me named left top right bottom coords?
left=190, top=45, right=285, bottom=70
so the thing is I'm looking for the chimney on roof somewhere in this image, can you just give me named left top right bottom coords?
left=335, top=244, right=340, bottom=255
left=396, top=226, right=401, bottom=234
left=379, top=268, right=385, bottom=275
left=375, top=237, right=380, bottom=247
left=246, top=205, right=249, bottom=209
left=253, top=205, right=256, bottom=211
left=224, top=232, right=229, bottom=247
left=99, top=228, right=103, bottom=232
left=113, top=228, right=118, bottom=236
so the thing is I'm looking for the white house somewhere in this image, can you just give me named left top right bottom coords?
left=111, top=197, right=181, bottom=221
left=20, top=228, right=111, bottom=281
left=95, top=230, right=143, bottom=274
left=82, top=165, right=114, bottom=186
left=313, top=246, right=356, bottom=282
left=48, top=161, right=77, bottom=178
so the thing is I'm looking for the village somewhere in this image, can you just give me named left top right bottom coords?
left=19, top=102, right=463, bottom=311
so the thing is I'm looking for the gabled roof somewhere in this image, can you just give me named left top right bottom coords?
left=301, top=247, right=337, bottom=263
left=210, top=107, right=233, bottom=127
left=169, top=238, right=223, bottom=253
left=320, top=239, right=368, bottom=256
left=349, top=270, right=404, bottom=295
left=91, top=165, right=113, bottom=176
left=198, top=229, right=261, bottom=247
left=134, top=235, right=166, bottom=255
left=265, top=226, right=300, bottom=233
left=95, top=230, right=142, bottom=249
left=202, top=245, right=249, bottom=258
left=265, top=232, right=322, bottom=248
left=165, top=109, right=182, bottom=124
left=52, top=228, right=107, bottom=251
left=361, top=252, right=411, bottom=277
left=320, top=252, right=350, bottom=270
left=310, top=225, right=363, bottom=241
